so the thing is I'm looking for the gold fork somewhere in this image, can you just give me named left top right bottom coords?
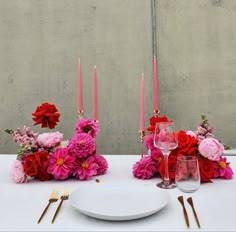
left=37, top=190, right=59, bottom=224
left=51, top=187, right=70, bottom=224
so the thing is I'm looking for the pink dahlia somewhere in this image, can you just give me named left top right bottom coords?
left=72, top=156, right=98, bottom=180
left=132, top=156, right=157, bottom=179
left=213, top=157, right=234, bottom=179
left=47, top=148, right=75, bottom=180
left=68, top=133, right=96, bottom=158
left=75, top=118, right=100, bottom=138
left=9, top=160, right=28, bottom=183
left=93, top=154, right=108, bottom=175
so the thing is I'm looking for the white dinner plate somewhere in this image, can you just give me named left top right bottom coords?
left=69, top=183, right=170, bottom=221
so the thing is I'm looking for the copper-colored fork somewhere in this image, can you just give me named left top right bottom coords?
left=51, top=188, right=70, bottom=224
left=187, top=197, right=201, bottom=228
left=37, top=190, right=59, bottom=224
left=178, top=196, right=190, bottom=228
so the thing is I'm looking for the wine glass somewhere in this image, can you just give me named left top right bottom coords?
left=154, top=121, right=178, bottom=189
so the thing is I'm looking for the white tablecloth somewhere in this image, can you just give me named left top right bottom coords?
left=0, top=154, right=236, bottom=231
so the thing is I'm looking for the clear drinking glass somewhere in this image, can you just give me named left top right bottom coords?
left=154, top=122, right=178, bottom=189
left=175, top=156, right=200, bottom=193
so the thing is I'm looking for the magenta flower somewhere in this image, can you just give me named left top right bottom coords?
left=150, top=148, right=163, bottom=164
left=75, top=118, right=100, bottom=138
left=37, top=132, right=63, bottom=150
left=47, top=148, right=75, bottom=180
left=213, top=157, right=234, bottom=179
left=199, top=138, right=224, bottom=161
left=9, top=160, right=28, bottom=183
left=72, top=156, right=98, bottom=180
left=93, top=154, right=108, bottom=175
left=68, top=133, right=96, bottom=158
left=132, top=156, right=157, bottom=179
left=145, top=135, right=155, bottom=150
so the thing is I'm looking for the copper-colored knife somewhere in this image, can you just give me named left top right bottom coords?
left=178, top=196, right=190, bottom=228
left=187, top=197, right=201, bottom=228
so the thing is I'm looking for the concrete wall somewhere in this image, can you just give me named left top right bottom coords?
left=0, top=0, right=235, bottom=155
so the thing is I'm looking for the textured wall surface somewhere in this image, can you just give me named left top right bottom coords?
left=0, top=0, right=235, bottom=155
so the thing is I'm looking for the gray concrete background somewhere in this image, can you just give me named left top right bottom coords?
left=0, top=0, right=235, bottom=155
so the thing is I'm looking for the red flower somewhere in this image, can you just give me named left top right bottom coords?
left=158, top=153, right=177, bottom=182
left=176, top=130, right=198, bottom=156
left=147, top=115, right=172, bottom=134
left=198, top=157, right=214, bottom=183
left=23, top=151, right=51, bottom=181
left=32, top=102, right=60, bottom=129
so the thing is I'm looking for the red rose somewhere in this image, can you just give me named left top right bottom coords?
left=32, top=102, right=60, bottom=129
left=147, top=115, right=172, bottom=134
left=177, top=130, right=198, bottom=156
left=23, top=151, right=51, bottom=181
left=198, top=157, right=214, bottom=183
left=158, top=153, right=177, bottom=182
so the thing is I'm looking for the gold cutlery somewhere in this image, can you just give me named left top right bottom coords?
left=37, top=190, right=59, bottom=224
left=178, top=196, right=190, bottom=228
left=51, top=187, right=70, bottom=224
left=187, top=197, right=201, bottom=228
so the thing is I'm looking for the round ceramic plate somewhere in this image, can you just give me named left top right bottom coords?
left=69, top=183, right=170, bottom=221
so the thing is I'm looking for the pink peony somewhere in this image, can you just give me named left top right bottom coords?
left=213, top=157, right=234, bottom=179
left=9, top=160, right=28, bottom=183
left=132, top=156, right=157, bottom=179
left=37, top=132, right=63, bottom=150
left=68, top=133, right=96, bottom=158
left=47, top=148, right=75, bottom=180
left=93, top=154, right=108, bottom=175
left=72, top=156, right=98, bottom=180
left=75, top=118, right=100, bottom=138
left=199, top=138, right=224, bottom=161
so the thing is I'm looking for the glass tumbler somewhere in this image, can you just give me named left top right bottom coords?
left=175, top=156, right=200, bottom=193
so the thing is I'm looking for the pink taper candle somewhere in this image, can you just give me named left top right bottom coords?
left=153, top=55, right=159, bottom=112
left=93, top=66, right=98, bottom=121
left=139, top=73, right=145, bottom=131
left=78, top=59, right=83, bottom=112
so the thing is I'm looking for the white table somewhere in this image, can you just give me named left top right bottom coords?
left=0, top=154, right=236, bottom=231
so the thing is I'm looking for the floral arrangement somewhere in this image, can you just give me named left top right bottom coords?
left=132, top=113, right=233, bottom=183
left=6, top=102, right=108, bottom=183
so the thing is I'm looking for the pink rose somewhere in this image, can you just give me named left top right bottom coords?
left=9, top=160, right=28, bottom=183
left=199, top=138, right=224, bottom=161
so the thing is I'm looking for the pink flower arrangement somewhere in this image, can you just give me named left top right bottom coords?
left=7, top=102, right=108, bottom=183
left=133, top=113, right=234, bottom=183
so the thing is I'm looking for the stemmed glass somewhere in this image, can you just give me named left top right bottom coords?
left=154, top=121, right=178, bottom=189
